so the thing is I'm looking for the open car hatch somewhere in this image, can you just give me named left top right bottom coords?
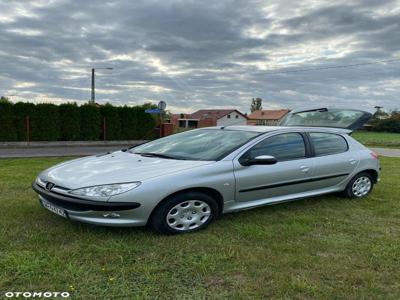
left=278, top=107, right=374, bottom=131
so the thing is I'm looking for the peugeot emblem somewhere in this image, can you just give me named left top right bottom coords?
left=45, top=182, right=55, bottom=191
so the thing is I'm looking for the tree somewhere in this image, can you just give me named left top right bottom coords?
left=250, top=98, right=262, bottom=113
left=0, top=96, right=10, bottom=103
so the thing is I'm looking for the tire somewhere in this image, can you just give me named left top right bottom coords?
left=343, top=172, right=374, bottom=198
left=149, top=192, right=219, bottom=234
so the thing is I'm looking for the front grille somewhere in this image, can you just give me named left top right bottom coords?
left=33, top=183, right=140, bottom=212
left=41, top=195, right=140, bottom=212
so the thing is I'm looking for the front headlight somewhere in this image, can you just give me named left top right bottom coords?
left=69, top=182, right=141, bottom=197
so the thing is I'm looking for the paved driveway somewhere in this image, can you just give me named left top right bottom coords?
left=370, top=147, right=400, bottom=158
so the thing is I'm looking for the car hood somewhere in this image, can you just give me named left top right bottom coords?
left=40, top=151, right=214, bottom=189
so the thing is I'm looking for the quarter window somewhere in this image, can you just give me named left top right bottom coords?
left=247, top=133, right=306, bottom=161
left=309, top=132, right=348, bottom=156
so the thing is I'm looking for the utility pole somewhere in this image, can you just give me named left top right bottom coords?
left=90, top=67, right=113, bottom=104
left=91, top=68, right=95, bottom=104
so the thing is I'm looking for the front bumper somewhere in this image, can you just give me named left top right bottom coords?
left=32, top=182, right=148, bottom=227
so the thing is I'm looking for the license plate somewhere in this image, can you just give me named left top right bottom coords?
left=41, top=198, right=68, bottom=219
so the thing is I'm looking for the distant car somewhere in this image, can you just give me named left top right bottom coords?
left=32, top=107, right=380, bottom=234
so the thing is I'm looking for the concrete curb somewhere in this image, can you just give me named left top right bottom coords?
left=0, top=140, right=148, bottom=148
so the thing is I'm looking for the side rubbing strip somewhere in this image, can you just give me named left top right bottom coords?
left=239, top=173, right=349, bottom=193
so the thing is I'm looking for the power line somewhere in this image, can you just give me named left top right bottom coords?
left=261, top=58, right=400, bottom=75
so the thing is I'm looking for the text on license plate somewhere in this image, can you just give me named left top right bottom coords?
left=41, top=199, right=67, bottom=218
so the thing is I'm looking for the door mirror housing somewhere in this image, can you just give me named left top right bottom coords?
left=240, top=155, right=278, bottom=166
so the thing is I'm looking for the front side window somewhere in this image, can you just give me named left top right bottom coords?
left=131, top=129, right=260, bottom=161
left=309, top=132, right=348, bottom=156
left=247, top=133, right=306, bottom=161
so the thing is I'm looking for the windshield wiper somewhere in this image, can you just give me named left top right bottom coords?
left=134, top=152, right=186, bottom=160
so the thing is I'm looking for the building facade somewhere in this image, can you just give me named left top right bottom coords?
left=171, top=109, right=247, bottom=129
left=247, top=109, right=290, bottom=126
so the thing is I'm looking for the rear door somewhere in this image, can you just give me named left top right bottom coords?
left=306, top=132, right=358, bottom=190
left=279, top=107, right=373, bottom=130
left=234, top=132, right=315, bottom=202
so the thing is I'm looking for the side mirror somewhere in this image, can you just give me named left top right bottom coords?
left=240, top=155, right=278, bottom=166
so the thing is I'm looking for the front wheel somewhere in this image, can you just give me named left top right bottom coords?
left=344, top=172, right=374, bottom=198
left=149, top=192, right=219, bottom=234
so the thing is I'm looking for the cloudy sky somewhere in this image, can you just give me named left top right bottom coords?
left=0, top=0, right=399, bottom=113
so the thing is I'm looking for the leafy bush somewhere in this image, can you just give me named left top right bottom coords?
left=375, top=119, right=400, bottom=133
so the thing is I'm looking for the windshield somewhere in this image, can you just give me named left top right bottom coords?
left=130, top=129, right=260, bottom=161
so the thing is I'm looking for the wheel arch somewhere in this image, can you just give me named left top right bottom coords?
left=147, top=187, right=224, bottom=224
left=358, top=169, right=379, bottom=183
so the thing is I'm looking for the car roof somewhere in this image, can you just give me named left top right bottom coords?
left=205, top=125, right=352, bottom=134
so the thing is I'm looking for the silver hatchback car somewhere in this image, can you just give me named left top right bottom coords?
left=32, top=107, right=380, bottom=234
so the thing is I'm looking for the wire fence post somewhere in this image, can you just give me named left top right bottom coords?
left=26, top=115, right=30, bottom=144
left=103, top=117, right=107, bottom=141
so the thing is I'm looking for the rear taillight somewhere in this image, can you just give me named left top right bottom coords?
left=370, top=151, right=379, bottom=159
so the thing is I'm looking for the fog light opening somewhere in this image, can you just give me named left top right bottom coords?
left=103, top=212, right=121, bottom=218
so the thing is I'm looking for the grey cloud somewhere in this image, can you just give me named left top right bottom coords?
left=0, top=0, right=399, bottom=112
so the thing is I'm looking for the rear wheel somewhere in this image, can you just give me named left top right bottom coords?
left=344, top=172, right=374, bottom=198
left=149, top=192, right=219, bottom=234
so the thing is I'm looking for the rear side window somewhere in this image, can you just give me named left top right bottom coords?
left=248, top=133, right=306, bottom=161
left=309, top=133, right=348, bottom=156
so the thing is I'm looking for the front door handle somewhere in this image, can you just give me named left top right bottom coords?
left=300, top=166, right=310, bottom=173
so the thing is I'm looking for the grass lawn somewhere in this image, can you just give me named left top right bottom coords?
left=352, top=131, right=400, bottom=148
left=1, top=157, right=399, bottom=299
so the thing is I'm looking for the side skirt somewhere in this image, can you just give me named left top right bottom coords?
left=223, top=186, right=343, bottom=213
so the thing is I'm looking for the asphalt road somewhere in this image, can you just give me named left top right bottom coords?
left=0, top=146, right=399, bottom=158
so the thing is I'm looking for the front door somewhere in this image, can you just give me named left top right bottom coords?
left=234, top=132, right=314, bottom=202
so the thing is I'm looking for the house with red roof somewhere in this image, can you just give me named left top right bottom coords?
left=247, top=109, right=290, bottom=126
left=171, top=109, right=247, bottom=129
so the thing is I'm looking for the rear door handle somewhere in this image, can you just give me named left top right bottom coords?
left=349, top=158, right=357, bottom=165
left=300, top=166, right=310, bottom=173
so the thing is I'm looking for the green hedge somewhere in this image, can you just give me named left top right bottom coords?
left=13, top=102, right=35, bottom=141
left=59, top=103, right=80, bottom=140
left=0, top=101, right=157, bottom=141
left=31, top=104, right=60, bottom=141
left=0, top=99, right=16, bottom=141
left=80, top=104, right=101, bottom=140
left=100, top=103, right=121, bottom=140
